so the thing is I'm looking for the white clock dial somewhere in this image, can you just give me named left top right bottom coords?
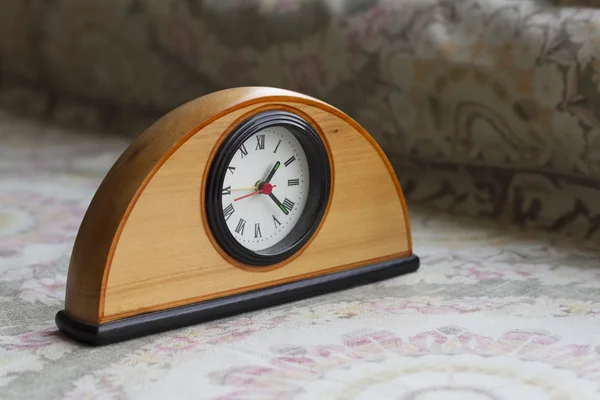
left=221, top=126, right=309, bottom=251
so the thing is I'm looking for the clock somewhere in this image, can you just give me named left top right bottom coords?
left=205, top=110, right=331, bottom=266
left=55, top=87, right=419, bottom=345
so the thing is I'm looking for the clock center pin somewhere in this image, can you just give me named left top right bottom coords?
left=258, top=181, right=274, bottom=195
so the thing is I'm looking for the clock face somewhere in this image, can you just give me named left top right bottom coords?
left=221, top=126, right=309, bottom=251
left=205, top=110, right=331, bottom=267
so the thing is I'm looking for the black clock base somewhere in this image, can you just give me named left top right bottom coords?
left=56, top=254, right=420, bottom=346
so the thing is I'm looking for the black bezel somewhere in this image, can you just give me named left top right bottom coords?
left=205, top=110, right=331, bottom=267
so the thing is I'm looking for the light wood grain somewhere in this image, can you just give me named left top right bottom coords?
left=63, top=87, right=412, bottom=324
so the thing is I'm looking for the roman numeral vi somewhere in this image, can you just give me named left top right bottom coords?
left=254, top=223, right=261, bottom=238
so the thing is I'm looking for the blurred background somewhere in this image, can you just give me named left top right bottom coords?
left=2, top=0, right=600, bottom=238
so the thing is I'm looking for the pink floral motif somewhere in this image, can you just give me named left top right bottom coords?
left=346, top=4, right=390, bottom=52
left=409, top=326, right=495, bottom=354
left=18, top=275, right=66, bottom=305
left=64, top=376, right=124, bottom=400
left=0, top=327, right=74, bottom=385
left=341, top=330, right=405, bottom=358
left=161, top=1, right=204, bottom=62
left=0, top=328, right=57, bottom=352
left=499, top=330, right=561, bottom=355
left=362, top=296, right=529, bottom=316
left=549, top=344, right=593, bottom=358
left=346, top=1, right=417, bottom=53
left=0, top=191, right=85, bottom=251
left=466, top=267, right=504, bottom=280
left=206, top=327, right=600, bottom=399
left=154, top=335, right=199, bottom=354
left=287, top=54, right=326, bottom=95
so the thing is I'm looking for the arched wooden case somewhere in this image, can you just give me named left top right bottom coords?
left=56, top=87, right=419, bottom=345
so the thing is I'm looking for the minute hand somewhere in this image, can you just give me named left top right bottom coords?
left=264, top=161, right=281, bottom=183
left=268, top=193, right=289, bottom=215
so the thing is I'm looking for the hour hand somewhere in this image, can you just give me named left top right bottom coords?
left=264, top=161, right=280, bottom=183
left=268, top=192, right=289, bottom=215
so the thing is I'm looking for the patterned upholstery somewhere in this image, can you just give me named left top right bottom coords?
left=3, top=0, right=600, bottom=238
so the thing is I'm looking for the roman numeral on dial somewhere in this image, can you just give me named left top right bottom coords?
left=235, top=218, right=246, bottom=235
left=273, top=215, right=282, bottom=228
left=255, top=135, right=265, bottom=150
left=273, top=139, right=281, bottom=154
left=239, top=144, right=248, bottom=158
left=222, top=186, right=231, bottom=195
left=282, top=198, right=295, bottom=213
left=223, top=204, right=235, bottom=221
left=254, top=223, right=261, bottom=238
left=288, top=179, right=299, bottom=186
left=284, top=156, right=295, bottom=167
left=227, top=166, right=236, bottom=175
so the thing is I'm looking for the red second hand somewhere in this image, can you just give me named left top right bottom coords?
left=234, top=184, right=276, bottom=202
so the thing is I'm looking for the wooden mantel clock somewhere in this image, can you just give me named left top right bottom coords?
left=55, top=87, right=419, bottom=345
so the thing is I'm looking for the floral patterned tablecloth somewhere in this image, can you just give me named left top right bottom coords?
left=2, top=112, right=600, bottom=399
